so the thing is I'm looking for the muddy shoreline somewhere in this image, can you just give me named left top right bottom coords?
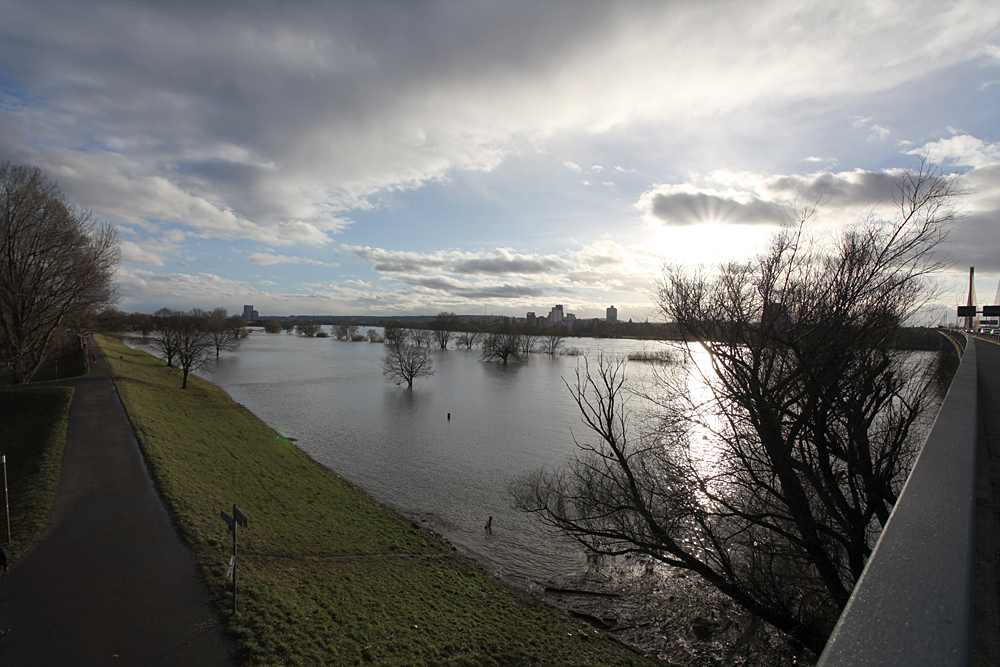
left=536, top=557, right=816, bottom=666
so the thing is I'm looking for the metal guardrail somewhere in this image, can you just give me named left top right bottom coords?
left=818, top=337, right=978, bottom=666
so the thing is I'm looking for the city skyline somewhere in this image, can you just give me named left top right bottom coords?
left=2, top=1, right=998, bottom=323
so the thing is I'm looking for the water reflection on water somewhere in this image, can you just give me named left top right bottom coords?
left=194, top=330, right=670, bottom=586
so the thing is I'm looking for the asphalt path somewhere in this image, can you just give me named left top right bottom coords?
left=974, top=337, right=1000, bottom=666
left=0, top=338, right=236, bottom=666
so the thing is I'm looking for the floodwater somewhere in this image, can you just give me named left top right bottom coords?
left=188, top=330, right=673, bottom=588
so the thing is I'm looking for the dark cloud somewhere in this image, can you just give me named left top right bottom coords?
left=935, top=208, right=1000, bottom=273
left=650, top=191, right=787, bottom=226
left=763, top=170, right=899, bottom=207
left=352, top=246, right=566, bottom=276
left=398, top=275, right=547, bottom=300
left=452, top=255, right=565, bottom=275
left=351, top=247, right=446, bottom=273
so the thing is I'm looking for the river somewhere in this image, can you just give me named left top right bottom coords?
left=152, top=329, right=673, bottom=589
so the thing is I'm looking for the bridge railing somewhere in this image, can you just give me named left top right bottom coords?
left=818, top=336, right=978, bottom=667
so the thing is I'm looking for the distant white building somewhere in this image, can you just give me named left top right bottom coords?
left=606, top=305, right=618, bottom=324
left=549, top=304, right=564, bottom=325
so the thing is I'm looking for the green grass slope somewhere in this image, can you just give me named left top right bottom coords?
left=0, top=386, right=73, bottom=562
left=94, top=335, right=652, bottom=667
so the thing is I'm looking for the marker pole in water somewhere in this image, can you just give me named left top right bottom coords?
left=2, top=455, right=9, bottom=545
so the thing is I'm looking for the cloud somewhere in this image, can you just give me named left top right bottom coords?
left=117, top=267, right=252, bottom=309
left=349, top=246, right=448, bottom=273
left=639, top=157, right=1000, bottom=232
left=120, top=241, right=165, bottom=266
left=761, top=170, right=900, bottom=207
left=451, top=249, right=565, bottom=275
left=344, top=239, right=664, bottom=311
left=906, top=133, right=1000, bottom=168
left=397, top=274, right=549, bottom=300
left=348, top=246, right=565, bottom=276
left=850, top=115, right=891, bottom=142
left=639, top=185, right=789, bottom=226
left=2, top=0, right=995, bottom=250
left=247, top=253, right=334, bottom=266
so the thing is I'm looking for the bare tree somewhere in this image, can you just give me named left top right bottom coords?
left=366, top=328, right=383, bottom=343
left=264, top=317, right=283, bottom=333
left=173, top=313, right=213, bottom=389
left=455, top=330, right=482, bottom=350
left=380, top=339, right=434, bottom=389
left=481, top=324, right=524, bottom=365
left=383, top=320, right=406, bottom=347
left=149, top=308, right=183, bottom=367
left=228, top=314, right=248, bottom=340
left=411, top=328, right=433, bottom=348
left=539, top=333, right=565, bottom=355
left=206, top=308, right=240, bottom=358
left=513, top=163, right=961, bottom=655
left=297, top=320, right=322, bottom=337
left=0, top=162, right=120, bottom=383
left=132, top=312, right=154, bottom=337
left=517, top=325, right=538, bottom=356
left=432, top=311, right=460, bottom=349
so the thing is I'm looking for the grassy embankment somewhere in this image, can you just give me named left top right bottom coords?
left=93, top=335, right=652, bottom=667
left=0, top=386, right=73, bottom=563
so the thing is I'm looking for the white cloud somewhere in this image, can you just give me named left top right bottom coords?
left=562, top=160, right=583, bottom=173
left=867, top=124, right=891, bottom=142
left=247, top=253, right=335, bottom=266
left=906, top=133, right=1000, bottom=168
left=117, top=267, right=253, bottom=310
left=120, top=241, right=165, bottom=266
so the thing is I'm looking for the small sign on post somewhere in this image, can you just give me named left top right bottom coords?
left=2, top=455, right=10, bottom=545
left=220, top=504, right=249, bottom=613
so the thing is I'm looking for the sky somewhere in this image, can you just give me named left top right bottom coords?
left=1, top=0, right=998, bottom=323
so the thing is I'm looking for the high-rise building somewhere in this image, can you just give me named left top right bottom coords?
left=243, top=305, right=258, bottom=321
left=549, top=304, right=564, bottom=325
left=526, top=312, right=536, bottom=326
left=606, top=305, right=618, bottom=324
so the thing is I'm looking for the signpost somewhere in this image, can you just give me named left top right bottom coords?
left=2, top=455, right=9, bottom=545
left=220, top=504, right=248, bottom=613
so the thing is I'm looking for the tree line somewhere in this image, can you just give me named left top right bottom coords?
left=1, top=162, right=120, bottom=384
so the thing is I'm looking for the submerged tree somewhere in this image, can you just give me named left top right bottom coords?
left=381, top=338, right=434, bottom=389
left=539, top=332, right=564, bottom=355
left=455, top=330, right=482, bottom=350
left=296, top=320, right=321, bottom=337
left=206, top=308, right=241, bottom=358
left=481, top=324, right=524, bottom=365
left=0, top=162, right=120, bottom=383
left=432, top=311, right=460, bottom=349
left=513, top=163, right=960, bottom=654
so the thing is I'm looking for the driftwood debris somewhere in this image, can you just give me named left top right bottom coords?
left=569, top=609, right=617, bottom=629
left=544, top=586, right=620, bottom=598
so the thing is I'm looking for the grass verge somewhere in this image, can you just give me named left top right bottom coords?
left=93, top=335, right=653, bottom=667
left=0, top=385, right=73, bottom=562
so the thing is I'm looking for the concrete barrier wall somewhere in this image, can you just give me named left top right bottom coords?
left=818, top=338, right=978, bottom=667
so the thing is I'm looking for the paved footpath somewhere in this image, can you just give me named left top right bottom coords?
left=975, top=337, right=1000, bottom=667
left=0, top=337, right=237, bottom=666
